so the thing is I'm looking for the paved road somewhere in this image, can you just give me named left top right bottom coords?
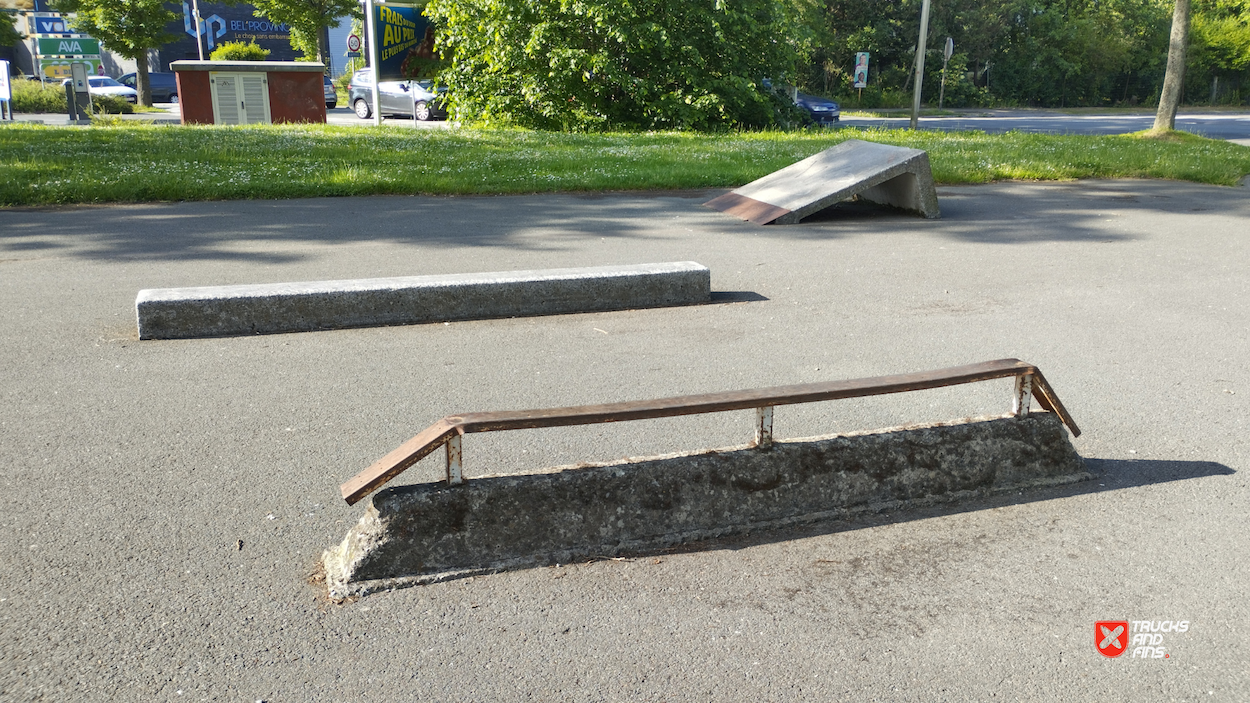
left=840, top=109, right=1250, bottom=141
left=2, top=180, right=1248, bottom=700
left=9, top=105, right=1248, bottom=142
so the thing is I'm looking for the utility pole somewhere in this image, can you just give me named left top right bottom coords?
left=909, top=0, right=932, bottom=130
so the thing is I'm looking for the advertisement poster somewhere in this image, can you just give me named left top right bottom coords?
left=854, top=52, right=869, bottom=89
left=372, top=3, right=435, bottom=80
left=156, top=1, right=298, bottom=67
left=39, top=57, right=102, bottom=80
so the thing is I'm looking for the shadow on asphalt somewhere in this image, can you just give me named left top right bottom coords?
left=658, top=458, right=1236, bottom=558
left=2, top=179, right=1248, bottom=263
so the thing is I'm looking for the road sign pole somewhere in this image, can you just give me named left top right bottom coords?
left=909, top=0, right=931, bottom=130
left=365, top=0, right=381, bottom=126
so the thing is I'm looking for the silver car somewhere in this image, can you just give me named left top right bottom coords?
left=347, top=68, right=444, bottom=121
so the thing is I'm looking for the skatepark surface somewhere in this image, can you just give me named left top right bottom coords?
left=1, top=179, right=1248, bottom=700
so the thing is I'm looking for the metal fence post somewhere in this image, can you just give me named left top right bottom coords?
left=1013, top=374, right=1033, bottom=417
left=755, top=406, right=774, bottom=448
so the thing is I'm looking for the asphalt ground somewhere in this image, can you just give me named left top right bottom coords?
left=2, top=179, right=1249, bottom=700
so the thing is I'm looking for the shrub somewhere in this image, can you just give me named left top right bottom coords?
left=9, top=79, right=70, bottom=113
left=91, top=94, right=135, bottom=114
left=209, top=41, right=270, bottom=61
left=426, top=0, right=818, bottom=131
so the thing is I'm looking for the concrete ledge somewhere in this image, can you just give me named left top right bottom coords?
left=323, top=413, right=1087, bottom=598
left=705, top=139, right=940, bottom=224
left=136, top=262, right=710, bottom=339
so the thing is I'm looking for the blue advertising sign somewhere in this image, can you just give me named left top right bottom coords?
left=372, top=3, right=434, bottom=80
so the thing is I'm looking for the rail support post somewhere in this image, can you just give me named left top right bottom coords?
left=446, top=434, right=463, bottom=485
left=755, top=406, right=774, bottom=448
left=1013, top=374, right=1033, bottom=417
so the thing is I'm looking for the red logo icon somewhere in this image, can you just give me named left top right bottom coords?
left=1097, top=621, right=1129, bottom=657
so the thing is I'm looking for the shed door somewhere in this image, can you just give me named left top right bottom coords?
left=210, top=73, right=271, bottom=125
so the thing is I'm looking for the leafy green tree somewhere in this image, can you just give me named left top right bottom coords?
left=250, top=0, right=360, bottom=66
left=1, top=12, right=24, bottom=48
left=209, top=41, right=271, bottom=61
left=426, top=0, right=819, bottom=130
left=51, top=0, right=177, bottom=107
left=1189, top=0, right=1250, bottom=102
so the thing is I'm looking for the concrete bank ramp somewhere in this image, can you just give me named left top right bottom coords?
left=323, top=413, right=1087, bottom=598
left=136, top=262, right=710, bottom=339
left=704, top=139, right=940, bottom=224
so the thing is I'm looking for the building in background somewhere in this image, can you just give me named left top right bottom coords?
left=2, top=1, right=353, bottom=80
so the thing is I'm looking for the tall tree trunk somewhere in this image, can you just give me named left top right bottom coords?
left=1154, top=0, right=1190, bottom=131
left=136, top=55, right=152, bottom=107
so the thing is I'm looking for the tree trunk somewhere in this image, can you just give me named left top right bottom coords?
left=136, top=56, right=151, bottom=107
left=317, top=27, right=328, bottom=66
left=1154, top=0, right=1190, bottom=132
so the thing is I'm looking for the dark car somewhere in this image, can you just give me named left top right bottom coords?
left=118, top=71, right=178, bottom=103
left=347, top=68, right=446, bottom=121
left=795, top=92, right=840, bottom=125
left=323, top=75, right=337, bottom=109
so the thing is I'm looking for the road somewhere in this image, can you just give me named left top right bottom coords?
left=2, top=179, right=1248, bottom=700
left=9, top=105, right=1250, bottom=143
left=840, top=108, right=1250, bottom=142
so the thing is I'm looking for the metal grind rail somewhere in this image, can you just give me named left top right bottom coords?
left=339, top=358, right=1079, bottom=505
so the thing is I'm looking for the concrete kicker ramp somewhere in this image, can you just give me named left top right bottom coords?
left=704, top=139, right=940, bottom=224
left=323, top=413, right=1087, bottom=598
left=136, top=261, right=710, bottom=339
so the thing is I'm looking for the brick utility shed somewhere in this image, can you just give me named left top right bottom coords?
left=171, top=60, right=326, bottom=125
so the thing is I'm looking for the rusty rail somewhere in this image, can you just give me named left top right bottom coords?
left=339, top=358, right=1079, bottom=505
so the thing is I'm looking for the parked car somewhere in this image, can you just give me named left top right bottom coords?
left=323, top=75, right=337, bottom=109
left=63, top=76, right=138, bottom=103
left=118, top=72, right=178, bottom=102
left=347, top=68, right=445, bottom=121
left=795, top=92, right=840, bottom=125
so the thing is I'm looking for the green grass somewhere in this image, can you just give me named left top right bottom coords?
left=0, top=123, right=1247, bottom=207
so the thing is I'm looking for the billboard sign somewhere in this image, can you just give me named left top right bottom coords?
left=36, top=37, right=101, bottom=56
left=170, top=1, right=293, bottom=56
left=854, top=52, right=869, bottom=89
left=30, top=14, right=70, bottom=34
left=39, top=57, right=103, bottom=80
left=372, top=3, right=434, bottom=80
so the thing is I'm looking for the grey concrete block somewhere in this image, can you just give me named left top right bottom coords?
left=323, top=413, right=1087, bottom=598
left=704, top=139, right=941, bottom=224
left=136, top=261, right=711, bottom=339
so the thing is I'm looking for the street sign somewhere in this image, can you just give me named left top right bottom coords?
left=0, top=61, right=10, bottom=101
left=853, top=52, right=869, bottom=89
left=944, top=37, right=954, bottom=63
left=37, top=36, right=101, bottom=56
left=347, top=34, right=361, bottom=52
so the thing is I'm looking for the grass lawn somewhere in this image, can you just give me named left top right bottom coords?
left=1, top=123, right=1247, bottom=207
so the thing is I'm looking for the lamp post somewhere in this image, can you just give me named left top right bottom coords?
left=192, top=0, right=204, bottom=60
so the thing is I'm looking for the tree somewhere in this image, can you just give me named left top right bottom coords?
left=1, top=12, right=24, bottom=48
left=426, top=0, right=818, bottom=130
left=250, top=0, right=359, bottom=66
left=1155, top=0, right=1192, bottom=130
left=52, top=0, right=176, bottom=107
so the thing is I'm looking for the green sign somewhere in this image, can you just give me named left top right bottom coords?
left=39, top=58, right=102, bottom=81
left=37, top=37, right=101, bottom=56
